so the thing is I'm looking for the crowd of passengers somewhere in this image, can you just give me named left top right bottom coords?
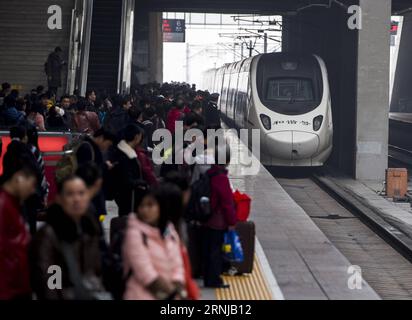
left=0, top=82, right=221, bottom=134
left=0, top=81, right=237, bottom=300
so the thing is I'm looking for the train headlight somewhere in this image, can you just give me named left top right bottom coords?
left=260, top=114, right=272, bottom=130
left=313, top=115, right=323, bottom=131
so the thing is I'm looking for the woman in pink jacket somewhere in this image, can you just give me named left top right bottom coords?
left=122, top=186, right=186, bottom=300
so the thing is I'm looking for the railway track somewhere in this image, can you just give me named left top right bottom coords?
left=268, top=167, right=412, bottom=300
left=389, top=145, right=412, bottom=170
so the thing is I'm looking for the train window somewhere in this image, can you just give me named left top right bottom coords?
left=266, top=78, right=314, bottom=102
left=256, top=54, right=323, bottom=115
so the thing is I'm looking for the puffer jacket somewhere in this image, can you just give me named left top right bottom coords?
left=166, top=107, right=184, bottom=133
left=0, top=189, right=31, bottom=299
left=204, top=165, right=237, bottom=230
left=122, top=215, right=185, bottom=300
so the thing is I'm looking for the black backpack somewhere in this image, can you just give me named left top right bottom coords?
left=108, top=216, right=148, bottom=300
left=186, top=169, right=222, bottom=223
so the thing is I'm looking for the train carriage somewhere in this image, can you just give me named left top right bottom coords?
left=203, top=52, right=333, bottom=167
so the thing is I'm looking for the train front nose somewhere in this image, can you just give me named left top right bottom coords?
left=264, top=131, right=320, bottom=160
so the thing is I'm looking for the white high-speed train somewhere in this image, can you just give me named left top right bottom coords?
left=203, top=52, right=333, bottom=166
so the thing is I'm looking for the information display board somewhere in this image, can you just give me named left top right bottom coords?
left=163, top=19, right=185, bottom=42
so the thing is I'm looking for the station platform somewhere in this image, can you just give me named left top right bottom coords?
left=102, top=129, right=388, bottom=300
left=224, top=130, right=380, bottom=300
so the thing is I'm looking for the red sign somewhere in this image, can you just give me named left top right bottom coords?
left=391, top=21, right=399, bottom=35
left=163, top=19, right=185, bottom=42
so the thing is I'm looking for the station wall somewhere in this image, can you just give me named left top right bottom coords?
left=390, top=13, right=412, bottom=113
left=0, top=0, right=74, bottom=94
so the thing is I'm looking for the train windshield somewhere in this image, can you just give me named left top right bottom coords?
left=266, top=78, right=314, bottom=102
left=256, top=54, right=323, bottom=115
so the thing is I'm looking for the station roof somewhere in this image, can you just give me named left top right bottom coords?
left=139, top=0, right=412, bottom=15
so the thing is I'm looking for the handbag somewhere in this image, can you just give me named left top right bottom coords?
left=233, top=190, right=251, bottom=221
left=60, top=242, right=113, bottom=300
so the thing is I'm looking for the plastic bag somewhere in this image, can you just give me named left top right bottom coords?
left=223, top=230, right=244, bottom=263
left=233, top=190, right=251, bottom=221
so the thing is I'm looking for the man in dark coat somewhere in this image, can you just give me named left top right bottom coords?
left=204, top=93, right=221, bottom=128
left=45, top=47, right=66, bottom=96
left=109, top=124, right=147, bottom=216
left=103, top=96, right=132, bottom=137
left=75, top=128, right=117, bottom=217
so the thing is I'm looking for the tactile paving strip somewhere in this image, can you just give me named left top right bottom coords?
left=215, top=255, right=273, bottom=300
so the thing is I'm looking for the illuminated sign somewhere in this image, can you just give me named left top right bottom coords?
left=163, top=19, right=185, bottom=42
left=391, top=21, right=399, bottom=35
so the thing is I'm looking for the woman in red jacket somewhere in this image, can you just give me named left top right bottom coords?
left=202, top=144, right=237, bottom=288
left=0, top=156, right=37, bottom=299
left=166, top=97, right=186, bottom=134
left=135, top=132, right=158, bottom=187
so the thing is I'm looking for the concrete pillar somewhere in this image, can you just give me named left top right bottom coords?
left=132, top=10, right=163, bottom=85
left=355, top=0, right=391, bottom=180
left=390, top=14, right=412, bottom=112
left=148, top=12, right=163, bottom=83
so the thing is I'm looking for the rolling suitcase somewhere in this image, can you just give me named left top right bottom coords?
left=230, top=220, right=255, bottom=274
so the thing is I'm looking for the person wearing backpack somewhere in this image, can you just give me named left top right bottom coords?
left=184, top=127, right=213, bottom=278
left=201, top=144, right=237, bottom=288
left=122, top=186, right=185, bottom=300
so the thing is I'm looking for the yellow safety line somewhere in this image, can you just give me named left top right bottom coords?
left=216, top=255, right=273, bottom=300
